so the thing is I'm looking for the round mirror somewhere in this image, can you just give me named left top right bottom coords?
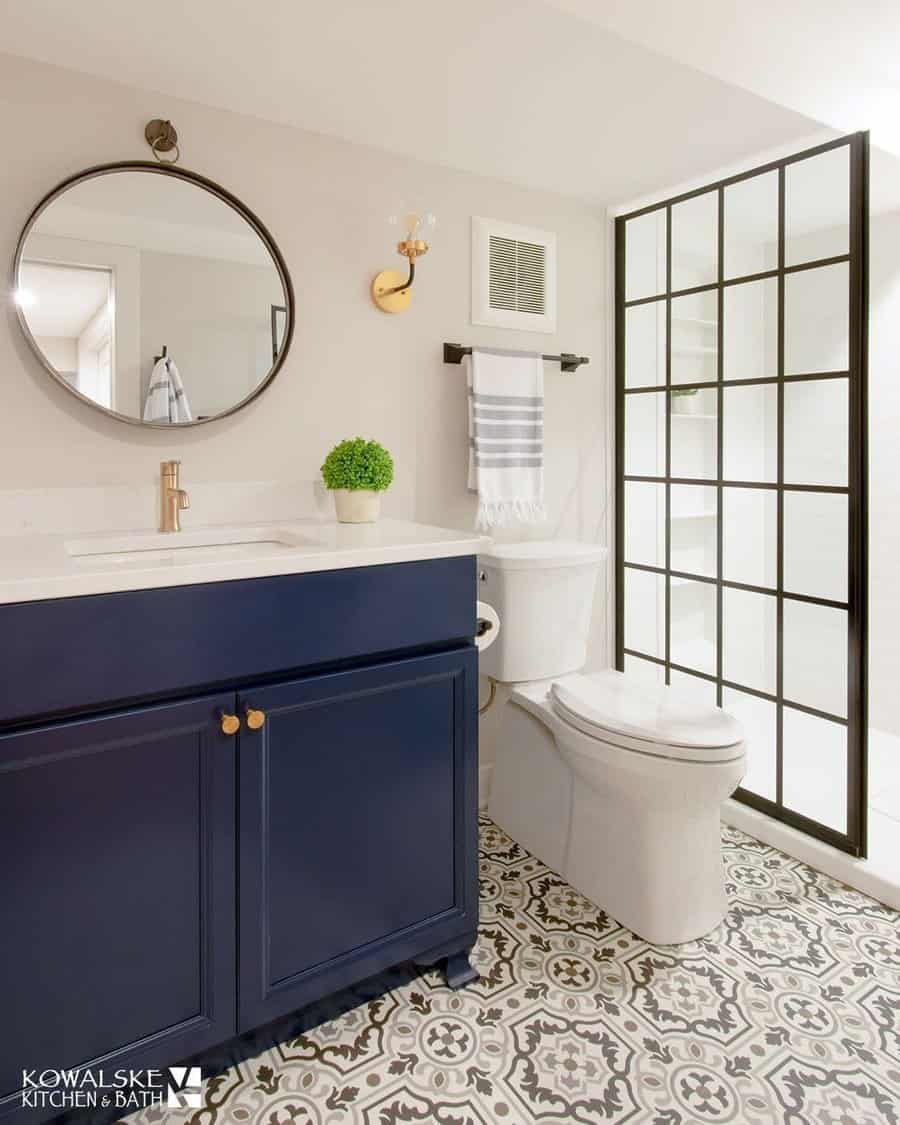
left=13, top=162, right=293, bottom=426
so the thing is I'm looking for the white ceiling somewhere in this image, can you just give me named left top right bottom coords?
left=0, top=0, right=826, bottom=206
left=545, top=0, right=900, bottom=159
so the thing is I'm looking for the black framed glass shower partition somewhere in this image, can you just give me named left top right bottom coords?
left=614, top=132, right=868, bottom=857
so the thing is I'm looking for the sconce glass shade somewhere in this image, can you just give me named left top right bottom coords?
left=389, top=209, right=436, bottom=243
left=373, top=207, right=436, bottom=314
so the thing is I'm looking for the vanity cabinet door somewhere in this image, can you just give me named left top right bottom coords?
left=0, top=693, right=237, bottom=1121
left=238, top=646, right=478, bottom=1030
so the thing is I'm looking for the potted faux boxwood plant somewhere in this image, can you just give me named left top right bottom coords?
left=321, top=437, right=394, bottom=523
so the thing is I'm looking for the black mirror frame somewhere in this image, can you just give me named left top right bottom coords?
left=11, top=160, right=295, bottom=428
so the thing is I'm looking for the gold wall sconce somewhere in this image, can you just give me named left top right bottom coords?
left=371, top=210, right=436, bottom=313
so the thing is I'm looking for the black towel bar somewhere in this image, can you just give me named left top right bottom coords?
left=443, top=342, right=589, bottom=373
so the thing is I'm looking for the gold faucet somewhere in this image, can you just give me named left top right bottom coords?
left=160, top=460, right=190, bottom=532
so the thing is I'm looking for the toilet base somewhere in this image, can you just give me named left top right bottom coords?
left=490, top=682, right=744, bottom=945
left=564, top=784, right=729, bottom=945
left=488, top=697, right=571, bottom=872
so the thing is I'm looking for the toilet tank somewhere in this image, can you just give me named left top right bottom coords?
left=478, top=541, right=607, bottom=683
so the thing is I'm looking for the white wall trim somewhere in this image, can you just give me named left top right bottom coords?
left=26, top=232, right=141, bottom=417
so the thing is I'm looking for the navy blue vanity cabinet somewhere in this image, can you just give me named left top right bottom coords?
left=0, top=693, right=237, bottom=1121
left=238, top=646, right=479, bottom=1029
left=0, top=556, right=479, bottom=1124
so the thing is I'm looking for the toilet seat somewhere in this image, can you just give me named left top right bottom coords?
left=550, top=672, right=744, bottom=763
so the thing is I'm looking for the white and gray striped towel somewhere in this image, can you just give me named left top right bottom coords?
left=143, top=357, right=193, bottom=424
left=466, top=347, right=546, bottom=529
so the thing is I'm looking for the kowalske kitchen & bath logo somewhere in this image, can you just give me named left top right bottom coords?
left=20, top=1066, right=204, bottom=1112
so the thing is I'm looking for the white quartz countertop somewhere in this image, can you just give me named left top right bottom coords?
left=0, top=519, right=488, bottom=605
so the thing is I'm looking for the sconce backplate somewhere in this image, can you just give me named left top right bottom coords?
left=371, top=269, right=412, bottom=314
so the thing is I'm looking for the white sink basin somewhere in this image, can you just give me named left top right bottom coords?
left=66, top=525, right=319, bottom=565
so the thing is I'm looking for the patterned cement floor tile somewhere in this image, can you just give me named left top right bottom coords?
left=125, top=817, right=900, bottom=1125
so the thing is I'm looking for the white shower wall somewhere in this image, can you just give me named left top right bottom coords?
left=869, top=209, right=900, bottom=740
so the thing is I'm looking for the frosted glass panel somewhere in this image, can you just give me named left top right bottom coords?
left=624, top=654, right=664, bottom=685
left=783, top=378, right=848, bottom=486
left=785, top=146, right=850, bottom=267
left=723, top=278, right=777, bottom=382
left=783, top=708, right=847, bottom=833
left=724, top=171, right=778, bottom=280
left=720, top=589, right=778, bottom=693
left=669, top=669, right=718, bottom=706
left=624, top=392, right=666, bottom=477
left=723, top=688, right=776, bottom=800
left=722, top=383, right=777, bottom=483
left=670, top=579, right=716, bottom=674
left=624, top=481, right=665, bottom=568
left=670, top=388, right=717, bottom=479
left=723, top=487, right=776, bottom=588
left=723, top=588, right=776, bottom=694
left=625, top=301, right=666, bottom=388
left=626, top=209, right=666, bottom=301
left=671, top=291, right=717, bottom=385
left=783, top=492, right=848, bottom=602
left=625, top=568, right=665, bottom=658
left=670, top=485, right=716, bottom=578
left=671, top=191, right=717, bottom=291
left=785, top=263, right=849, bottom=375
left=783, top=601, right=847, bottom=718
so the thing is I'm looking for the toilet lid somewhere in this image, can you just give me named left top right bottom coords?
left=550, top=672, right=744, bottom=763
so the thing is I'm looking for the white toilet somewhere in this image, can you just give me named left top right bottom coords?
left=483, top=541, right=746, bottom=945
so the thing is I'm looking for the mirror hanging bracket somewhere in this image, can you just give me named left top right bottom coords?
left=144, top=119, right=181, bottom=165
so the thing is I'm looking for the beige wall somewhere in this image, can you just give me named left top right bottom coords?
left=0, top=53, right=612, bottom=670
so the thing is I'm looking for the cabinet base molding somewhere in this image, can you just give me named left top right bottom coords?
left=412, top=931, right=480, bottom=990
left=444, top=950, right=480, bottom=990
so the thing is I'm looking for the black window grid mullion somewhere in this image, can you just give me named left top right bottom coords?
left=664, top=204, right=672, bottom=685
left=847, top=131, right=869, bottom=856
left=623, top=369, right=850, bottom=395
left=625, top=475, right=849, bottom=495
left=716, top=186, right=724, bottom=707
left=623, top=647, right=849, bottom=727
left=622, top=252, right=851, bottom=309
left=776, top=164, right=786, bottom=811
left=623, top=561, right=849, bottom=611
left=614, top=216, right=626, bottom=671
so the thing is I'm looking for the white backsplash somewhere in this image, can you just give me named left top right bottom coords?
left=0, top=480, right=330, bottom=537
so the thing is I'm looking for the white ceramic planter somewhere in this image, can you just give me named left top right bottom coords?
left=332, top=489, right=382, bottom=523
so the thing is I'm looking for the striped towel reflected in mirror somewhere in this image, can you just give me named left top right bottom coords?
left=143, top=356, right=193, bottom=424
left=466, top=347, right=547, bottom=529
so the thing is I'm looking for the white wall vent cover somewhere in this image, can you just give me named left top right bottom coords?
left=472, top=217, right=557, bottom=333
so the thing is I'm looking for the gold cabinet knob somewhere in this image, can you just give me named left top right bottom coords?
left=245, top=708, right=266, bottom=731
left=219, top=712, right=240, bottom=737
